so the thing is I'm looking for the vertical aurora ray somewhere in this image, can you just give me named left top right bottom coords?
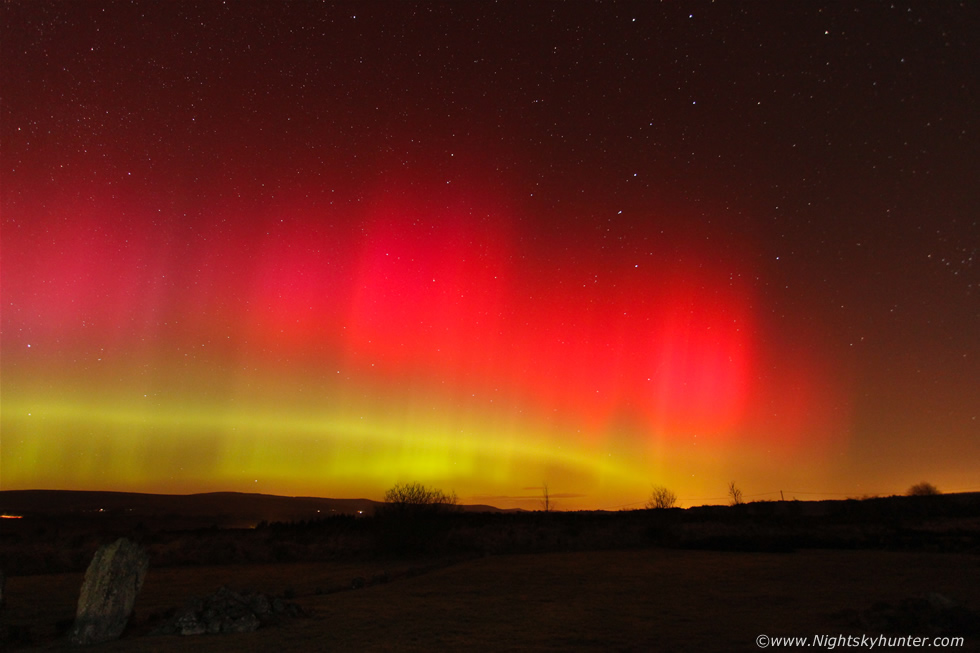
left=1, top=178, right=847, bottom=508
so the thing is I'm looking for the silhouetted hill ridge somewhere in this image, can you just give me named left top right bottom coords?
left=0, top=489, right=518, bottom=526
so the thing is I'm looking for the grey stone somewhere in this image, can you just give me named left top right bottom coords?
left=856, top=593, right=979, bottom=636
left=176, top=611, right=207, bottom=636
left=69, top=538, right=149, bottom=645
left=151, top=586, right=303, bottom=636
left=925, top=592, right=957, bottom=611
left=247, top=592, right=272, bottom=616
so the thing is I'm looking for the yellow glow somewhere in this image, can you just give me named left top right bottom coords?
left=2, top=378, right=660, bottom=508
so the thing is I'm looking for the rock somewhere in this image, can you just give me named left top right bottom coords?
left=925, top=592, right=957, bottom=611
left=247, top=592, right=272, bottom=616
left=855, top=593, right=979, bottom=636
left=69, top=538, right=149, bottom=645
left=150, top=587, right=303, bottom=636
left=174, top=605, right=208, bottom=636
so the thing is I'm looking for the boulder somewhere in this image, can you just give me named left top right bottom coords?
left=857, top=593, right=979, bottom=636
left=151, top=586, right=303, bottom=636
left=69, top=538, right=149, bottom=645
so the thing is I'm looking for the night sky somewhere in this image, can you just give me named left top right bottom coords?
left=2, top=2, right=977, bottom=509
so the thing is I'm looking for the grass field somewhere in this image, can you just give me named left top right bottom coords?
left=5, top=548, right=978, bottom=651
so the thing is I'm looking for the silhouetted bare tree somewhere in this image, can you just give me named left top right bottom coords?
left=646, top=485, right=677, bottom=509
left=382, top=482, right=458, bottom=512
left=728, top=481, right=743, bottom=506
left=376, top=482, right=459, bottom=555
left=907, top=481, right=941, bottom=496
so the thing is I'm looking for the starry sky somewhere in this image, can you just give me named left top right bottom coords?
left=2, top=2, right=977, bottom=509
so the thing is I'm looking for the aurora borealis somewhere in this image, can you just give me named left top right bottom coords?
left=2, top=2, right=977, bottom=509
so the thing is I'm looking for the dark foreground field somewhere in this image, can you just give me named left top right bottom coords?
left=3, top=492, right=979, bottom=650
left=5, top=548, right=979, bottom=652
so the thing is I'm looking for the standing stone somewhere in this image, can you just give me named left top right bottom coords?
left=69, top=538, right=149, bottom=645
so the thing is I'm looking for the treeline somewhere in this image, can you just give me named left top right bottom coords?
left=3, top=489, right=979, bottom=575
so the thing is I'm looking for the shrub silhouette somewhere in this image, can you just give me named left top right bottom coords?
left=907, top=481, right=941, bottom=496
left=381, top=482, right=458, bottom=512
left=646, top=486, right=677, bottom=510
left=375, top=482, right=459, bottom=555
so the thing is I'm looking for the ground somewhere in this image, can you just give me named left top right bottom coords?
left=5, top=548, right=978, bottom=651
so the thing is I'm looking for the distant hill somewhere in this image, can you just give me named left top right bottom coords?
left=0, top=489, right=517, bottom=529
